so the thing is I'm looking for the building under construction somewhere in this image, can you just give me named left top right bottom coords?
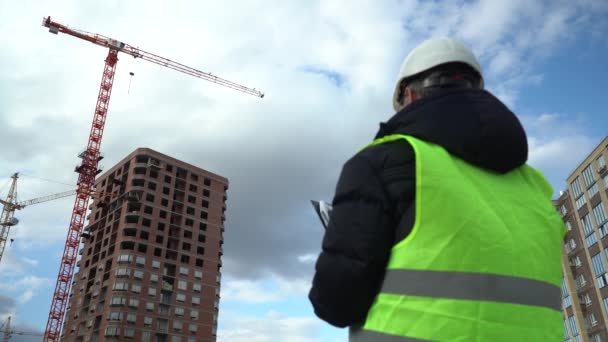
left=556, top=136, right=608, bottom=342
left=61, top=148, right=227, bottom=342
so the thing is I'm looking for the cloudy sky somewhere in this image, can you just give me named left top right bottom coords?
left=0, top=0, right=607, bottom=341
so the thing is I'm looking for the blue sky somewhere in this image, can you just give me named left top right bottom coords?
left=0, top=1, right=607, bottom=341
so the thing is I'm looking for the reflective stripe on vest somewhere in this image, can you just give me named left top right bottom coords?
left=350, top=329, right=432, bottom=342
left=380, top=269, right=561, bottom=311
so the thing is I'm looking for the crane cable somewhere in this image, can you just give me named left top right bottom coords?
left=19, top=173, right=75, bottom=188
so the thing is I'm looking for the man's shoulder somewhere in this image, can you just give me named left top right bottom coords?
left=348, top=138, right=416, bottom=171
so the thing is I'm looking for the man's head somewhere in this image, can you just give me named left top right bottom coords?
left=393, top=37, right=484, bottom=112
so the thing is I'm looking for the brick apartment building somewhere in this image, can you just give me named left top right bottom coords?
left=556, top=136, right=608, bottom=342
left=61, top=148, right=227, bottom=342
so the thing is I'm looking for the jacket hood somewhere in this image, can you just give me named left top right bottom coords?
left=375, top=88, right=528, bottom=174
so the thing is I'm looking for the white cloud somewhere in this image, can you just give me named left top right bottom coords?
left=221, top=276, right=310, bottom=304
left=298, top=253, right=317, bottom=264
left=218, top=310, right=341, bottom=342
left=0, top=275, right=51, bottom=304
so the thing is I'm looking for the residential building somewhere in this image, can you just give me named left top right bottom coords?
left=557, top=136, right=608, bottom=342
left=61, top=148, right=227, bottom=342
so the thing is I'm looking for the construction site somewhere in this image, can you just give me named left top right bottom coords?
left=2, top=2, right=608, bottom=342
left=1, top=16, right=263, bottom=342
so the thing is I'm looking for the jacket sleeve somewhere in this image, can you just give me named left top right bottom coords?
left=308, top=145, right=413, bottom=328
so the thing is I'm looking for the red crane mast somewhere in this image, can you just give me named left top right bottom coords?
left=41, top=16, right=263, bottom=342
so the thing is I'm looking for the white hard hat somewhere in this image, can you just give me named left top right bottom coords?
left=393, top=37, right=484, bottom=111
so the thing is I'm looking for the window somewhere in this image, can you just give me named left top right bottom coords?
left=590, top=313, right=598, bottom=326
left=147, top=182, right=157, bottom=191
left=150, top=273, right=159, bottom=282
left=110, top=296, right=126, bottom=306
left=104, top=326, right=120, bottom=336
left=589, top=183, right=600, bottom=198
left=126, top=313, right=136, bottom=323
left=204, top=178, right=211, bottom=186
left=569, top=315, right=578, bottom=336
left=566, top=221, right=572, bottom=231
left=152, top=260, right=161, bottom=268
left=166, top=164, right=173, bottom=172
left=136, top=256, right=146, bottom=266
left=193, top=283, right=201, bottom=292
left=134, top=270, right=143, bottom=279
left=146, top=302, right=154, bottom=311
left=132, top=179, right=145, bottom=187
left=178, top=280, right=187, bottom=290
left=576, top=195, right=587, bottom=210
left=131, top=284, right=141, bottom=293
left=188, top=195, right=196, bottom=204
left=189, top=324, right=198, bottom=333
left=124, top=327, right=135, bottom=338
left=571, top=177, right=584, bottom=198
left=188, top=338, right=197, bottom=342
left=569, top=239, right=577, bottom=251
left=599, top=155, right=607, bottom=169
left=593, top=204, right=608, bottom=226
left=128, top=298, right=139, bottom=308
left=173, top=320, right=183, bottom=330
left=195, top=270, right=203, bottom=279
left=203, top=189, right=210, bottom=197
left=144, top=316, right=153, bottom=326
left=115, top=268, right=130, bottom=277
left=118, top=253, right=132, bottom=263
left=583, top=165, right=596, bottom=187
left=148, top=288, right=157, bottom=296
left=189, top=184, right=198, bottom=192
left=185, top=218, right=193, bottom=226
left=583, top=293, right=592, bottom=306
left=113, top=282, right=128, bottom=291
left=174, top=307, right=185, bottom=316
left=192, top=296, right=200, bottom=305
left=191, top=310, right=199, bottom=319
left=582, top=214, right=598, bottom=247
left=563, top=295, right=571, bottom=309
left=577, top=274, right=587, bottom=289
left=161, top=198, right=169, bottom=207
left=144, top=205, right=153, bottom=214
left=163, top=187, right=170, bottom=195
left=605, top=175, right=608, bottom=188
left=591, top=334, right=602, bottom=342
left=160, top=210, right=167, bottom=219
left=171, top=337, right=181, bottom=342
left=202, top=200, right=209, bottom=208
left=165, top=175, right=172, bottom=183
left=592, top=253, right=608, bottom=288
left=200, top=211, right=208, bottom=220
left=176, top=293, right=186, bottom=302
left=560, top=204, right=567, bottom=216
left=187, top=206, right=195, bottom=215
left=108, top=311, right=123, bottom=321
left=180, top=266, right=189, bottom=276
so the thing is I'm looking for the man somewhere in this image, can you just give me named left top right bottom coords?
left=309, top=37, right=565, bottom=341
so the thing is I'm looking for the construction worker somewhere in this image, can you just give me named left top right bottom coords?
left=308, top=37, right=565, bottom=341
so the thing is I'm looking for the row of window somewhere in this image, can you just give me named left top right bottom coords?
left=105, top=327, right=199, bottom=341
left=106, top=312, right=200, bottom=330
left=117, top=254, right=203, bottom=278
left=113, top=273, right=203, bottom=291
left=109, top=295, right=210, bottom=314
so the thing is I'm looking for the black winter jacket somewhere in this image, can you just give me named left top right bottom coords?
left=308, top=88, right=529, bottom=328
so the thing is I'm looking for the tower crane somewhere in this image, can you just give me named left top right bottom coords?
left=1, top=316, right=44, bottom=341
left=40, top=16, right=264, bottom=342
left=0, top=173, right=77, bottom=264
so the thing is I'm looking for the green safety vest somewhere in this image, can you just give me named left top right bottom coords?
left=350, top=135, right=565, bottom=342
